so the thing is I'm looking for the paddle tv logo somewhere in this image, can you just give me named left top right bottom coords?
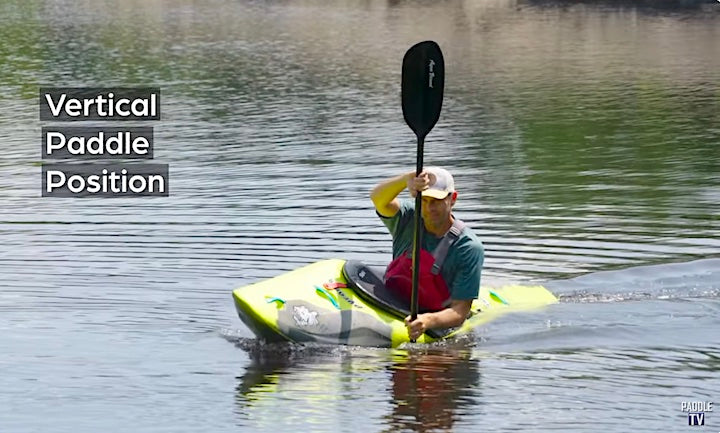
left=681, top=401, right=713, bottom=426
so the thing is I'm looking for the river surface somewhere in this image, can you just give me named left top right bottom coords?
left=1, top=0, right=719, bottom=432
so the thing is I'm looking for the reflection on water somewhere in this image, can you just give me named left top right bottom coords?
left=231, top=328, right=720, bottom=432
left=232, top=339, right=482, bottom=432
left=384, top=348, right=481, bottom=433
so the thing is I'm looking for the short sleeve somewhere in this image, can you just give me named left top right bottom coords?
left=448, top=239, right=484, bottom=300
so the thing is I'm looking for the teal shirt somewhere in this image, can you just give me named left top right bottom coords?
left=378, top=200, right=484, bottom=300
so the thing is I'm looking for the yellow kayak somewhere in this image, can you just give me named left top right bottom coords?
left=232, top=259, right=557, bottom=348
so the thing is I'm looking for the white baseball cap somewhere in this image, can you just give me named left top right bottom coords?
left=423, top=166, right=455, bottom=199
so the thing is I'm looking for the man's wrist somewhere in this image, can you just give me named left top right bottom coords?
left=404, top=171, right=415, bottom=195
left=423, top=312, right=438, bottom=330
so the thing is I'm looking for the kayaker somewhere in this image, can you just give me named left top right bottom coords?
left=370, top=167, right=484, bottom=340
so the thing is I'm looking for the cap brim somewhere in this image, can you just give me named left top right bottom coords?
left=423, top=189, right=450, bottom=199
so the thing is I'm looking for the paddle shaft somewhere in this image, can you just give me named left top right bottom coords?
left=410, top=136, right=424, bottom=323
left=401, top=40, right=444, bottom=340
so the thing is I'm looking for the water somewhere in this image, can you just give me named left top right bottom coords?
left=1, top=0, right=719, bottom=431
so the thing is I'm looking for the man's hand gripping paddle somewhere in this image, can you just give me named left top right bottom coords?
left=401, top=41, right=445, bottom=341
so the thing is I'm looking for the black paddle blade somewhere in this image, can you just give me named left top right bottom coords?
left=402, top=41, right=445, bottom=140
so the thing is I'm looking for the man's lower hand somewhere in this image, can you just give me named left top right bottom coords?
left=405, top=313, right=433, bottom=340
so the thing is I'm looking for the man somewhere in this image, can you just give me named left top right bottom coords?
left=370, top=167, right=484, bottom=340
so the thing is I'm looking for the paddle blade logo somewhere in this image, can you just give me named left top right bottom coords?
left=401, top=40, right=444, bottom=139
left=428, top=60, right=436, bottom=88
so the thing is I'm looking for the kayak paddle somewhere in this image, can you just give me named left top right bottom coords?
left=401, top=40, right=445, bottom=332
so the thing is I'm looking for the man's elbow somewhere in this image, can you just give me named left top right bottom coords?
left=371, top=191, right=398, bottom=217
left=369, top=188, right=380, bottom=205
left=449, top=315, right=467, bottom=328
left=370, top=192, right=384, bottom=215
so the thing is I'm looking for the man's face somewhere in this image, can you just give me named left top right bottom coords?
left=421, top=192, right=456, bottom=232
